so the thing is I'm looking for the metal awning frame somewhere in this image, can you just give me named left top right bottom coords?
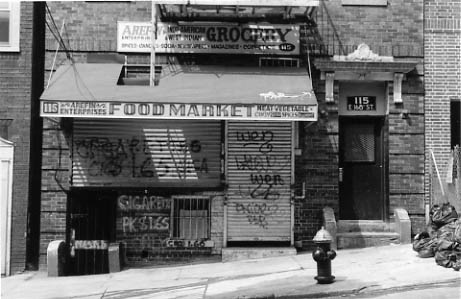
left=153, top=1, right=319, bottom=6
left=156, top=1, right=319, bottom=22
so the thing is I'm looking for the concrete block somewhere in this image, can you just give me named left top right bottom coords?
left=394, top=208, right=411, bottom=244
left=337, top=232, right=400, bottom=249
left=108, top=243, right=121, bottom=273
left=47, top=240, right=66, bottom=277
left=221, top=247, right=296, bottom=262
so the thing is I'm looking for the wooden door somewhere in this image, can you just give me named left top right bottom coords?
left=339, top=117, right=384, bottom=220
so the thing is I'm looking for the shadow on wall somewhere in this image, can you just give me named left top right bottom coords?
left=294, top=72, right=339, bottom=250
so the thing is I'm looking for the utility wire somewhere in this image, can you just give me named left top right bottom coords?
left=45, top=3, right=73, bottom=61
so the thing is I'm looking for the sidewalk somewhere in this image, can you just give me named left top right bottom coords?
left=2, top=244, right=460, bottom=299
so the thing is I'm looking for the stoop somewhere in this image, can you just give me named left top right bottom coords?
left=337, top=220, right=400, bottom=249
left=221, top=247, right=297, bottom=262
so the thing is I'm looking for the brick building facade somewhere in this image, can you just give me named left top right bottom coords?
left=1, top=2, right=45, bottom=275
left=36, top=0, right=428, bottom=274
left=424, top=0, right=461, bottom=205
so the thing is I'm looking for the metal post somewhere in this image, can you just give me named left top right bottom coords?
left=150, top=1, right=157, bottom=86
left=223, top=198, right=228, bottom=248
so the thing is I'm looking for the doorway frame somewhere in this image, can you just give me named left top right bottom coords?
left=338, top=116, right=387, bottom=220
left=1, top=137, right=14, bottom=276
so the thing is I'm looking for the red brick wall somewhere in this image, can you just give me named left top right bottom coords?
left=424, top=0, right=461, bottom=204
left=389, top=75, right=426, bottom=233
left=0, top=3, right=33, bottom=274
left=39, top=118, right=71, bottom=266
left=310, top=0, right=423, bottom=57
left=45, top=1, right=150, bottom=52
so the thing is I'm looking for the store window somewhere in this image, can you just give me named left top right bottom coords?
left=451, top=99, right=461, bottom=148
left=0, top=1, right=20, bottom=52
left=172, top=196, right=210, bottom=240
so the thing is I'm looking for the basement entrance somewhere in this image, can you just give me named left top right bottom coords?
left=68, top=190, right=116, bottom=275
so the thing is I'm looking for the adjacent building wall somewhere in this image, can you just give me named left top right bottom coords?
left=0, top=2, right=45, bottom=274
left=424, top=0, right=461, bottom=204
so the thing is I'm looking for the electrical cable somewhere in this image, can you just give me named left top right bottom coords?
left=45, top=3, right=73, bottom=61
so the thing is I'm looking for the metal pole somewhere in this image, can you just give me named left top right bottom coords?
left=150, top=1, right=156, bottom=86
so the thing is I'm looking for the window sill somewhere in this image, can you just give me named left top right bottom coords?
left=342, top=0, right=388, bottom=6
left=0, top=46, right=20, bottom=52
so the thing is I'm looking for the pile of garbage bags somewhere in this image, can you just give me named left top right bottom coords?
left=412, top=203, right=461, bottom=271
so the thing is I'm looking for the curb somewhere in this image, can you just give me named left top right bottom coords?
left=251, top=278, right=461, bottom=299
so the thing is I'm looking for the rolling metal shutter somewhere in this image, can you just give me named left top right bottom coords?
left=227, top=121, right=292, bottom=241
left=72, top=119, right=221, bottom=187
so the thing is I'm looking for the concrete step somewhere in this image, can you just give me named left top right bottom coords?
left=222, top=247, right=297, bottom=262
left=337, top=232, right=400, bottom=249
left=337, top=220, right=395, bottom=233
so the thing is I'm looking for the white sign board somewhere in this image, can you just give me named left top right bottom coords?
left=41, top=100, right=318, bottom=121
left=117, top=21, right=300, bottom=55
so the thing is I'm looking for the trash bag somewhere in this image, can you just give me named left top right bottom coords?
left=435, top=249, right=461, bottom=269
left=436, top=221, right=458, bottom=243
left=431, top=203, right=458, bottom=228
left=413, top=232, right=437, bottom=258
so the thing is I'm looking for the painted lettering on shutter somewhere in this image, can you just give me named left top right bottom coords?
left=227, top=121, right=292, bottom=241
left=72, top=119, right=221, bottom=187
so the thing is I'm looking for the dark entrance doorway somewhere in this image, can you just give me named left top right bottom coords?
left=68, top=190, right=116, bottom=275
left=339, top=117, right=385, bottom=220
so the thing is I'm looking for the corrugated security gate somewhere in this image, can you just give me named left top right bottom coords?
left=227, top=121, right=292, bottom=241
left=72, top=119, right=222, bottom=188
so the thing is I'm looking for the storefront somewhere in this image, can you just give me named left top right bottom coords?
left=40, top=60, right=318, bottom=273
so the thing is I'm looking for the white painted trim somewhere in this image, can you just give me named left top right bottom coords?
left=393, top=73, right=404, bottom=104
left=0, top=2, right=20, bottom=52
left=321, top=71, right=395, bottom=82
left=0, top=140, right=14, bottom=276
left=0, top=137, right=14, bottom=147
left=325, top=72, right=335, bottom=103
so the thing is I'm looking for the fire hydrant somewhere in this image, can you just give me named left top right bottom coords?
left=312, top=226, right=336, bottom=284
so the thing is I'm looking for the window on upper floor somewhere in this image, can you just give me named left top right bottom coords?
left=0, top=1, right=20, bottom=52
left=451, top=99, right=461, bottom=148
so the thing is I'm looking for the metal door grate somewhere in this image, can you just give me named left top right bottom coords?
left=344, top=124, right=375, bottom=162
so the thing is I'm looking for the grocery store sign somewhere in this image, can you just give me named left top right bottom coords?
left=117, top=21, right=299, bottom=55
left=40, top=100, right=317, bottom=121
